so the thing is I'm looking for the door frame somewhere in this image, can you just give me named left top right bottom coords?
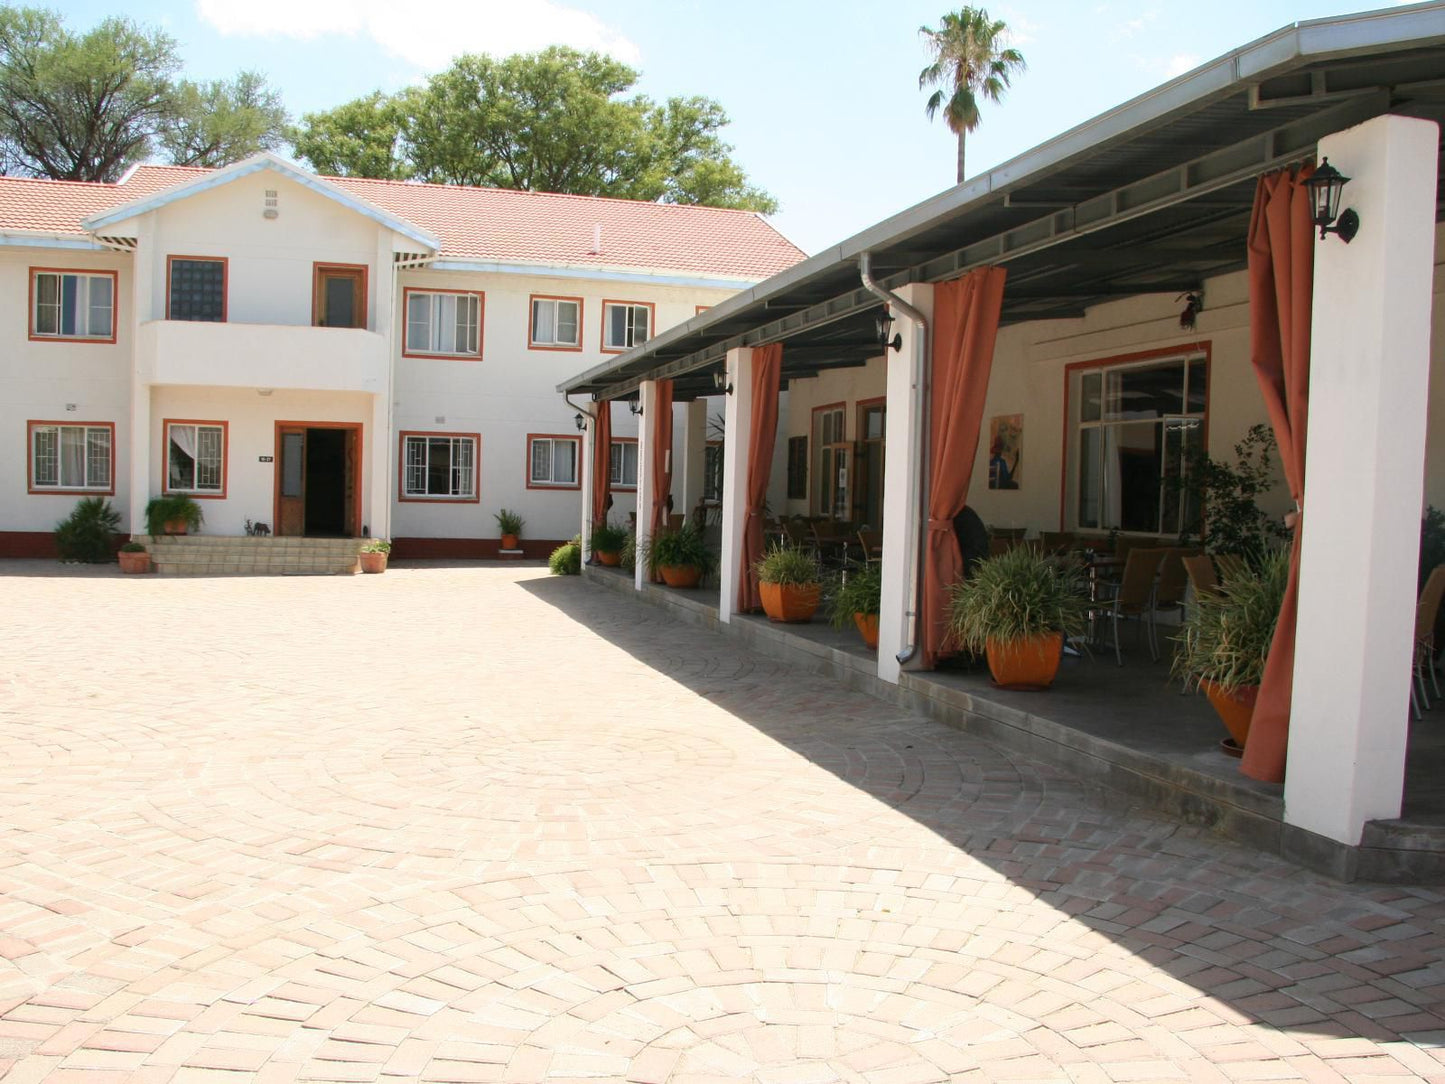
left=272, top=420, right=364, bottom=537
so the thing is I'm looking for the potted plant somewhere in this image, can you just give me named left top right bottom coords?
left=144, top=494, right=204, bottom=536
left=755, top=543, right=822, bottom=623
left=644, top=524, right=717, bottom=589
left=947, top=546, right=1087, bottom=690
left=829, top=562, right=883, bottom=649
left=359, top=539, right=391, bottom=574
left=1173, top=549, right=1289, bottom=756
left=118, top=540, right=151, bottom=574
left=53, top=497, right=121, bottom=563
left=590, top=521, right=628, bottom=566
left=496, top=508, right=525, bottom=551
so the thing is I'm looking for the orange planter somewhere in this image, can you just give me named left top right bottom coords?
left=985, top=631, right=1064, bottom=690
left=853, top=613, right=879, bottom=650
left=759, top=581, right=820, bottom=623
left=118, top=550, right=151, bottom=574
left=164, top=518, right=190, bottom=535
left=1201, top=680, right=1258, bottom=749
left=500, top=533, right=519, bottom=550
left=359, top=552, right=387, bottom=574
left=659, top=565, right=702, bottom=589
left=596, top=550, right=621, bottom=567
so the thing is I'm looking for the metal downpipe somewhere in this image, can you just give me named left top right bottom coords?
left=859, top=251, right=929, bottom=666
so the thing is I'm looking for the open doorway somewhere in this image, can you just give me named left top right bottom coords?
left=274, top=422, right=361, bottom=537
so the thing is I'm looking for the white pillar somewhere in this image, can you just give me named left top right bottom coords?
left=718, top=348, right=755, bottom=623
left=679, top=398, right=708, bottom=520
left=877, top=283, right=935, bottom=684
left=128, top=217, right=155, bottom=535
left=369, top=231, right=396, bottom=540
left=1284, top=115, right=1440, bottom=846
left=580, top=406, right=595, bottom=563
left=634, top=381, right=658, bottom=591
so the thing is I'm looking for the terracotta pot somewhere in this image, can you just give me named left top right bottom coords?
left=500, top=533, right=519, bottom=550
left=984, top=631, right=1064, bottom=690
left=118, top=550, right=150, bottom=574
left=359, top=551, right=388, bottom=574
left=164, top=518, right=189, bottom=535
left=659, top=564, right=702, bottom=589
left=596, top=550, right=621, bottom=567
left=853, top=612, right=880, bottom=650
left=759, top=581, right=821, bottom=623
left=1201, top=679, right=1259, bottom=749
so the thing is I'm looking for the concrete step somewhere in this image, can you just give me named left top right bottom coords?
left=137, top=534, right=367, bottom=576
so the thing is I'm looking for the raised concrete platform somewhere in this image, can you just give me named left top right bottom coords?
left=583, top=563, right=1445, bottom=883
left=140, top=535, right=362, bottom=576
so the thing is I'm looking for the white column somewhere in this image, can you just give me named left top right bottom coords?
left=580, top=407, right=595, bottom=563
left=634, top=381, right=658, bottom=591
left=369, top=232, right=396, bottom=540
left=128, top=217, right=155, bottom=535
left=718, top=348, right=755, bottom=624
left=678, top=398, right=708, bottom=520
left=877, top=283, right=935, bottom=684
left=1284, top=115, right=1440, bottom=846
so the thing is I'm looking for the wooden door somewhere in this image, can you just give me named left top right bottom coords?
left=344, top=428, right=358, bottom=536
left=278, top=426, right=306, bottom=537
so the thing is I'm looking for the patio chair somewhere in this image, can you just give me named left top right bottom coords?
left=1151, top=547, right=1198, bottom=646
left=1182, top=554, right=1219, bottom=598
left=1215, top=553, right=1248, bottom=583
left=857, top=528, right=882, bottom=563
left=1094, top=547, right=1168, bottom=666
left=1039, top=531, right=1075, bottom=555
left=667, top=513, right=685, bottom=533
left=1412, top=564, right=1445, bottom=718
left=988, top=537, right=1014, bottom=558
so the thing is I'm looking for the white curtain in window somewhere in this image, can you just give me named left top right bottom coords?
left=554, top=440, right=576, bottom=484
left=169, top=424, right=196, bottom=490
left=533, top=300, right=555, bottom=343
left=60, top=426, right=85, bottom=488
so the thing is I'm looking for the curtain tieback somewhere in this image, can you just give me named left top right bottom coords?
left=926, top=518, right=954, bottom=532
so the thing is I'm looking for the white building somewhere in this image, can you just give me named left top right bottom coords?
left=0, top=153, right=801, bottom=558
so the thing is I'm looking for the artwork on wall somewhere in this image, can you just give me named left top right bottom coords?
left=988, top=414, right=1022, bottom=490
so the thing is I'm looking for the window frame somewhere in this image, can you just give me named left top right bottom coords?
left=1061, top=343, right=1212, bottom=537
left=26, top=420, right=116, bottom=495
left=600, top=299, right=655, bottom=353
left=162, top=418, right=229, bottom=499
left=397, top=430, right=481, bottom=503
left=400, top=286, right=485, bottom=360
left=526, top=433, right=582, bottom=490
left=786, top=435, right=809, bottom=501
left=528, top=294, right=584, bottom=351
left=165, top=255, right=228, bottom=323
left=609, top=437, right=639, bottom=490
left=312, top=262, right=369, bottom=330
left=811, top=401, right=847, bottom=519
left=704, top=440, right=724, bottom=503
left=28, top=267, right=119, bottom=344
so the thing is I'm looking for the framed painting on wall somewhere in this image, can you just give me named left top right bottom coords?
left=988, top=414, right=1022, bottom=490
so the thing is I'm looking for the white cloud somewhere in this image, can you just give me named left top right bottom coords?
left=194, top=0, right=641, bottom=70
left=995, top=7, right=1041, bottom=47
left=1135, top=52, right=1202, bottom=79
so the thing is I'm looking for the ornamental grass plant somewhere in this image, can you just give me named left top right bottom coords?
left=1172, top=547, right=1289, bottom=693
left=947, top=545, right=1087, bottom=653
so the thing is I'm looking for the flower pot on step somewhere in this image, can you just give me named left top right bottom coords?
left=164, top=518, right=189, bottom=535
left=659, top=564, right=702, bottom=588
left=500, top=533, right=519, bottom=550
left=1201, top=680, right=1258, bottom=749
left=853, top=613, right=879, bottom=650
left=596, top=550, right=621, bottom=567
left=359, top=552, right=388, bottom=574
left=759, top=581, right=820, bottom=623
left=118, top=550, right=151, bottom=574
left=985, top=631, right=1065, bottom=690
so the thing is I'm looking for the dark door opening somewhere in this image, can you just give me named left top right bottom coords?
left=304, top=428, right=348, bottom=536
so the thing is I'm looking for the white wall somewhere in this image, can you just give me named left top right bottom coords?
left=781, top=356, right=886, bottom=517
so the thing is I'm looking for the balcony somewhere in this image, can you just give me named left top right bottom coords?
left=137, top=320, right=387, bottom=394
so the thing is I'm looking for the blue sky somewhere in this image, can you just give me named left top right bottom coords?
left=56, top=0, right=1413, bottom=254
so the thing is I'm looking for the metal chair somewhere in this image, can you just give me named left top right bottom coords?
left=1150, top=548, right=1198, bottom=656
left=1095, top=547, right=1168, bottom=666
left=857, top=528, right=882, bottom=563
left=1182, top=554, right=1219, bottom=598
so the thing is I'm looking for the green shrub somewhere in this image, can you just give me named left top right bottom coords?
left=590, top=521, right=628, bottom=553
left=119, top=540, right=147, bottom=554
left=828, top=562, right=883, bottom=629
left=54, top=497, right=121, bottom=563
left=620, top=531, right=637, bottom=573
left=495, top=508, right=525, bottom=536
left=754, top=543, right=819, bottom=587
left=549, top=535, right=582, bottom=575
left=360, top=539, right=391, bottom=554
left=1173, top=548, right=1290, bottom=693
left=144, top=494, right=204, bottom=536
left=645, top=524, right=717, bottom=577
left=947, top=545, right=1087, bottom=652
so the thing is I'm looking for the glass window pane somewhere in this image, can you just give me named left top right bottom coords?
left=33, top=426, right=57, bottom=485
left=557, top=301, right=578, bottom=343
left=60, top=274, right=78, bottom=337
left=59, top=425, right=85, bottom=487
left=86, top=428, right=110, bottom=487
left=282, top=433, right=305, bottom=497
left=608, top=305, right=627, bottom=347
left=555, top=440, right=576, bottom=484
left=34, top=274, right=58, bottom=335
left=197, top=426, right=222, bottom=490
left=403, top=437, right=425, bottom=495
left=609, top=441, right=622, bottom=483
left=532, top=439, right=551, bottom=482
left=1111, top=420, right=1163, bottom=533
left=436, top=294, right=457, bottom=353
left=452, top=438, right=474, bottom=495
left=1106, top=360, right=1184, bottom=421
left=168, top=261, right=221, bottom=322
left=407, top=293, right=430, bottom=351
left=1078, top=427, right=1101, bottom=529
left=532, top=300, right=554, bottom=343
left=1080, top=372, right=1102, bottom=422
left=426, top=437, right=452, bottom=495
left=1187, top=357, right=1208, bottom=414
left=169, top=425, right=197, bottom=490
left=633, top=305, right=649, bottom=343
left=324, top=274, right=356, bottom=328
left=87, top=275, right=113, bottom=335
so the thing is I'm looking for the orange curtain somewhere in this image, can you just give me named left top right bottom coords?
left=922, top=267, right=1008, bottom=668
left=648, top=379, right=675, bottom=582
left=591, top=399, right=612, bottom=530
left=738, top=344, right=783, bottom=612
left=1241, top=164, right=1315, bottom=785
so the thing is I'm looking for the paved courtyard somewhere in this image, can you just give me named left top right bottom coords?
left=2, top=561, right=1445, bottom=1083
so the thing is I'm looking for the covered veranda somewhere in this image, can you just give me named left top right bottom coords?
left=562, top=5, right=1445, bottom=879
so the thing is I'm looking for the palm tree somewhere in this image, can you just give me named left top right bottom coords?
left=919, top=8, right=1026, bottom=184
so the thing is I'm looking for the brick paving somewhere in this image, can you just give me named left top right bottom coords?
left=2, top=560, right=1445, bottom=1083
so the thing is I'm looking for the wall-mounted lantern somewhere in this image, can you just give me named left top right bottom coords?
left=1306, top=158, right=1360, bottom=243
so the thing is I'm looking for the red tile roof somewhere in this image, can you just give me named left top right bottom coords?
left=0, top=163, right=805, bottom=280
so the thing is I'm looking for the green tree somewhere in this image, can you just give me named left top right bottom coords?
left=289, top=91, right=412, bottom=180
left=159, top=70, right=288, bottom=168
left=918, top=7, right=1026, bottom=184
left=0, top=6, right=179, bottom=181
left=293, top=47, right=777, bottom=212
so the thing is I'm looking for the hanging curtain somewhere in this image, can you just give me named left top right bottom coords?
left=922, top=266, right=1008, bottom=668
left=591, top=400, right=612, bottom=530
left=167, top=423, right=197, bottom=489
left=737, top=343, right=783, bottom=612
left=60, top=426, right=86, bottom=489
left=1241, top=163, right=1316, bottom=785
left=649, top=380, right=675, bottom=583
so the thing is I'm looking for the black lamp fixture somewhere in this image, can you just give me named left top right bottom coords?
left=1305, top=157, right=1359, bottom=243
left=712, top=371, right=733, bottom=395
left=629, top=399, right=643, bottom=416
left=573, top=411, right=587, bottom=431
left=876, top=310, right=903, bottom=353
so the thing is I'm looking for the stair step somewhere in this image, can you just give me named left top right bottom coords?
left=134, top=535, right=373, bottom=577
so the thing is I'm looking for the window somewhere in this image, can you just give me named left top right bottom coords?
left=704, top=442, right=723, bottom=503
left=530, top=296, right=581, bottom=349
left=313, top=264, right=366, bottom=329
left=28, top=422, right=113, bottom=493
left=1070, top=352, right=1208, bottom=536
left=609, top=439, right=639, bottom=489
left=31, top=269, right=116, bottom=342
left=812, top=405, right=848, bottom=519
left=528, top=435, right=580, bottom=488
left=787, top=436, right=808, bottom=500
left=165, top=421, right=226, bottom=496
left=401, top=433, right=479, bottom=500
left=167, top=257, right=226, bottom=322
left=404, top=289, right=482, bottom=357
left=602, top=301, right=653, bottom=351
